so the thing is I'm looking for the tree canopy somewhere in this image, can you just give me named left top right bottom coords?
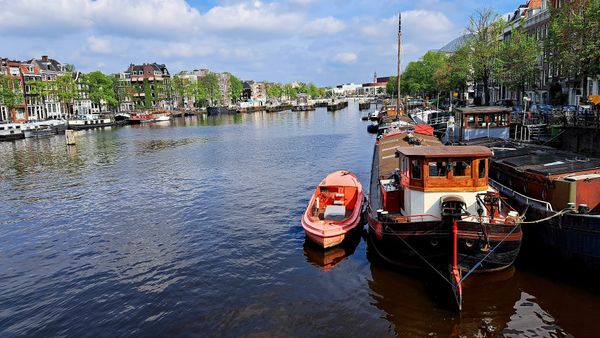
left=0, top=75, right=24, bottom=122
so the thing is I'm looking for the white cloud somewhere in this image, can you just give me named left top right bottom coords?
left=307, top=16, right=346, bottom=34
left=333, top=52, right=358, bottom=64
left=87, top=36, right=111, bottom=54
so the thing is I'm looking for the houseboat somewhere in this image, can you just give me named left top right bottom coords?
left=68, top=115, right=112, bottom=130
left=489, top=143, right=600, bottom=268
left=23, top=123, right=54, bottom=138
left=0, top=123, right=25, bottom=141
left=367, top=127, right=522, bottom=310
left=446, top=107, right=511, bottom=143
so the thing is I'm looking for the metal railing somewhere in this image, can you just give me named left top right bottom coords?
left=489, top=179, right=553, bottom=212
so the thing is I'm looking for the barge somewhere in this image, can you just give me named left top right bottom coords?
left=367, top=127, right=522, bottom=310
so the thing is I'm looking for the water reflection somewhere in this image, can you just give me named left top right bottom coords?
left=303, top=230, right=362, bottom=272
left=135, top=137, right=208, bottom=155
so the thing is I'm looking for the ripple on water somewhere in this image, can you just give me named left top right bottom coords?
left=0, top=106, right=597, bottom=337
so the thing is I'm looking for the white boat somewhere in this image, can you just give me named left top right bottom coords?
left=154, top=114, right=171, bottom=122
left=23, top=123, right=54, bottom=138
left=0, top=123, right=25, bottom=141
left=67, top=114, right=112, bottom=130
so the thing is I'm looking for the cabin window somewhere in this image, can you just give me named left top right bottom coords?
left=498, top=114, right=509, bottom=127
left=428, top=161, right=447, bottom=177
left=476, top=114, right=486, bottom=127
left=411, top=160, right=422, bottom=180
left=478, top=159, right=487, bottom=178
left=488, top=114, right=497, bottom=127
left=466, top=115, right=475, bottom=127
left=452, top=161, right=470, bottom=176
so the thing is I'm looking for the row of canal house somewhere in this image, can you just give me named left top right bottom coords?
left=0, top=56, right=103, bottom=123
left=437, top=0, right=600, bottom=106
left=494, top=0, right=600, bottom=106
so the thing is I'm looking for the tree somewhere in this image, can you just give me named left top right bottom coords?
left=386, top=76, right=397, bottom=96
left=0, top=75, right=24, bottom=122
left=199, top=73, right=221, bottom=106
left=84, top=71, right=118, bottom=111
left=228, top=73, right=243, bottom=103
left=498, top=24, right=540, bottom=102
left=143, top=78, right=152, bottom=109
left=466, top=8, right=504, bottom=105
left=547, top=0, right=600, bottom=102
left=29, top=79, right=52, bottom=119
left=55, top=72, right=80, bottom=117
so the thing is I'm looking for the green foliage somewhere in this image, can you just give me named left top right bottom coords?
left=266, top=83, right=284, bottom=98
left=466, top=8, right=505, bottom=105
left=55, top=72, right=80, bottom=106
left=0, top=75, right=24, bottom=121
left=228, top=73, right=243, bottom=102
left=143, top=78, right=152, bottom=109
left=400, top=51, right=448, bottom=96
left=83, top=71, right=118, bottom=109
left=188, top=73, right=222, bottom=107
left=497, top=24, right=540, bottom=97
left=386, top=76, right=397, bottom=96
left=547, top=0, right=600, bottom=98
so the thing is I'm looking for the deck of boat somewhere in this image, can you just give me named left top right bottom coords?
left=377, top=132, right=442, bottom=177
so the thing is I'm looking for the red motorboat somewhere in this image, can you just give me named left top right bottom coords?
left=301, top=170, right=365, bottom=248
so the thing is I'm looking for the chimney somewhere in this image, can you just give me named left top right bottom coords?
left=41, top=55, right=48, bottom=62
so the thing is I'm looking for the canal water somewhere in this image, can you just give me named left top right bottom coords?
left=1, top=102, right=598, bottom=337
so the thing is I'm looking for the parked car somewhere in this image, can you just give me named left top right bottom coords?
left=494, top=99, right=514, bottom=107
left=562, top=105, right=577, bottom=113
left=530, top=104, right=553, bottom=115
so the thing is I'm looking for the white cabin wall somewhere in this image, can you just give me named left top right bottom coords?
left=405, top=189, right=489, bottom=217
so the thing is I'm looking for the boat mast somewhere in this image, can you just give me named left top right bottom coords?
left=396, top=12, right=402, bottom=117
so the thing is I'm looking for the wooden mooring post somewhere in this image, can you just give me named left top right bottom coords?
left=65, top=129, right=76, bottom=145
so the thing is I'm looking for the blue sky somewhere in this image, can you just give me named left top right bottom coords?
left=0, top=0, right=523, bottom=86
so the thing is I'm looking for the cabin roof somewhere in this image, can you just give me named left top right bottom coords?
left=396, top=146, right=492, bottom=158
left=455, top=107, right=511, bottom=114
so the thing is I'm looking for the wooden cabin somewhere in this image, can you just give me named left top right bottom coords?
left=388, top=146, right=493, bottom=218
left=452, top=107, right=511, bottom=142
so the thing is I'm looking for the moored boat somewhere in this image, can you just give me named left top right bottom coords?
left=485, top=140, right=600, bottom=269
left=128, top=112, right=156, bottom=124
left=0, top=123, right=25, bottom=141
left=367, top=127, right=522, bottom=310
left=301, top=170, right=365, bottom=249
left=23, top=123, right=54, bottom=138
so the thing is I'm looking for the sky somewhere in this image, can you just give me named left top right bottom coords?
left=0, top=0, right=523, bottom=86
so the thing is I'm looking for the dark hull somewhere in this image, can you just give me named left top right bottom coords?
left=494, top=186, right=600, bottom=268
left=367, top=216, right=521, bottom=272
left=207, top=106, right=234, bottom=116
left=359, top=103, right=370, bottom=110
left=0, top=133, right=25, bottom=141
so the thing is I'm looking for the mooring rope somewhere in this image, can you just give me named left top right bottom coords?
left=385, top=225, right=454, bottom=287
left=458, top=221, right=522, bottom=285
left=519, top=208, right=574, bottom=224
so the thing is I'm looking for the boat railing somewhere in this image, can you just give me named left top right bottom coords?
left=381, top=213, right=440, bottom=223
left=490, top=179, right=553, bottom=212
